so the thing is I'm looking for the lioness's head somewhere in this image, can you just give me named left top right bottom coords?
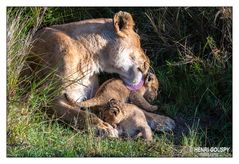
left=143, top=73, right=159, bottom=102
left=101, top=99, right=125, bottom=125
left=107, top=11, right=150, bottom=85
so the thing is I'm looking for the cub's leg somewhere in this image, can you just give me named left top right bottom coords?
left=140, top=125, right=153, bottom=141
left=142, top=110, right=175, bottom=132
left=129, top=91, right=158, bottom=112
left=51, top=95, right=118, bottom=138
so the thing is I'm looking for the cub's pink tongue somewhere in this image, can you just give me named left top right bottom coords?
left=123, top=76, right=144, bottom=91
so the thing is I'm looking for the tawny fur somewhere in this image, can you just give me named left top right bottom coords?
left=70, top=72, right=159, bottom=112
left=101, top=99, right=153, bottom=141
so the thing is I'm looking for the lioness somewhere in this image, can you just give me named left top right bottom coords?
left=102, top=99, right=153, bottom=141
left=68, top=72, right=159, bottom=112
left=26, top=11, right=174, bottom=137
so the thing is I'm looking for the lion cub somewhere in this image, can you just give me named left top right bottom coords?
left=102, top=99, right=153, bottom=141
left=70, top=72, right=159, bottom=112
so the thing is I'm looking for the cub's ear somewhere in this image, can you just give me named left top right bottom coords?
left=145, top=72, right=154, bottom=83
left=113, top=11, right=135, bottom=37
left=110, top=107, right=120, bottom=116
left=108, top=98, right=119, bottom=108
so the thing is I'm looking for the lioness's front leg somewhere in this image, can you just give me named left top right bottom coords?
left=142, top=110, right=175, bottom=132
left=51, top=96, right=118, bottom=138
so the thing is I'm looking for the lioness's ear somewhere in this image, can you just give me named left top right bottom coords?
left=113, top=11, right=135, bottom=37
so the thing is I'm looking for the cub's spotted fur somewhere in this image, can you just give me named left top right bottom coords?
left=102, top=99, right=153, bottom=141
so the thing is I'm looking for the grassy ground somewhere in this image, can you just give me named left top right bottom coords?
left=7, top=7, right=232, bottom=157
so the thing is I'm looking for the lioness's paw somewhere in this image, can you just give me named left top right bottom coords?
left=161, top=117, right=175, bottom=132
left=149, top=115, right=176, bottom=132
left=95, top=122, right=119, bottom=138
left=156, top=117, right=175, bottom=132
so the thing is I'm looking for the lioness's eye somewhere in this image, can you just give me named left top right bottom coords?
left=130, top=55, right=136, bottom=60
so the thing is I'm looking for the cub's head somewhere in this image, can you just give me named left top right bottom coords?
left=107, top=11, right=150, bottom=85
left=101, top=99, right=125, bottom=125
left=143, top=73, right=159, bottom=102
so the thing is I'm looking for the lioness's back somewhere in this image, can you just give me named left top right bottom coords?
left=50, top=18, right=114, bottom=39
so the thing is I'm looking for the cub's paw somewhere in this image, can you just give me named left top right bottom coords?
left=148, top=105, right=158, bottom=112
left=95, top=122, right=119, bottom=138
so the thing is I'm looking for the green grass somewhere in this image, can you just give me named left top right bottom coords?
left=7, top=7, right=232, bottom=157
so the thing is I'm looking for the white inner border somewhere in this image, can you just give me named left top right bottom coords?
left=1, top=0, right=238, bottom=163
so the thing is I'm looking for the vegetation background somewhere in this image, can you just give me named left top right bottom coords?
left=7, top=7, right=232, bottom=157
